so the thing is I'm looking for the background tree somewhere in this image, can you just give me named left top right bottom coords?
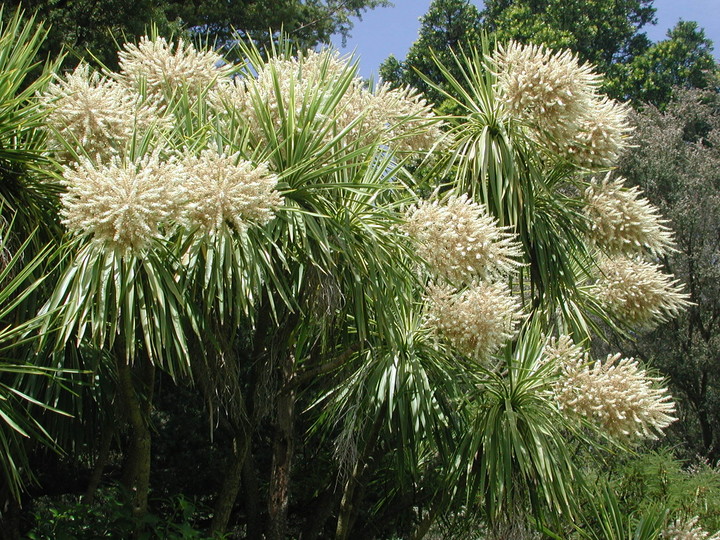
left=480, top=0, right=717, bottom=108
left=379, top=0, right=483, bottom=107
left=2, top=0, right=173, bottom=69
left=617, top=88, right=720, bottom=460
left=4, top=0, right=389, bottom=69
left=608, top=21, right=718, bottom=107
left=384, top=0, right=717, bottom=110
left=165, top=0, right=391, bottom=51
left=480, top=0, right=656, bottom=72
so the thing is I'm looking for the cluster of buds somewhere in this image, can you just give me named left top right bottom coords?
left=115, top=36, right=232, bottom=99
left=425, top=281, right=522, bottom=360
left=591, top=255, right=690, bottom=328
left=59, top=149, right=282, bottom=252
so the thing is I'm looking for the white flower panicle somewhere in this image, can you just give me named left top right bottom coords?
left=492, top=41, right=631, bottom=168
left=403, top=194, right=523, bottom=283
left=369, top=83, right=444, bottom=153
left=226, top=49, right=441, bottom=153
left=544, top=334, right=586, bottom=366
left=117, top=37, right=231, bottom=98
left=425, top=281, right=522, bottom=360
left=182, top=149, right=282, bottom=234
left=555, top=351, right=677, bottom=439
left=492, top=41, right=600, bottom=136
left=662, top=517, right=720, bottom=540
left=585, top=174, right=675, bottom=256
left=592, top=255, right=690, bottom=327
left=567, top=97, right=633, bottom=168
left=61, top=153, right=185, bottom=252
left=42, top=64, right=164, bottom=159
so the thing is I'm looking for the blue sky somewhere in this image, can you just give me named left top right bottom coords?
left=331, top=0, right=720, bottom=79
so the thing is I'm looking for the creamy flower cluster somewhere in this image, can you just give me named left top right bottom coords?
left=425, top=281, right=522, bottom=360
left=61, top=153, right=185, bottom=252
left=42, top=64, right=165, bottom=159
left=403, top=195, right=523, bottom=283
left=544, top=334, right=585, bottom=366
left=493, top=42, right=600, bottom=135
left=585, top=174, right=675, bottom=256
left=492, top=41, right=631, bottom=168
left=662, top=517, right=720, bottom=540
left=591, top=255, right=690, bottom=327
left=219, top=49, right=443, bottom=152
left=548, top=339, right=676, bottom=439
left=61, top=150, right=282, bottom=251
left=116, top=37, right=231, bottom=99
left=182, top=149, right=282, bottom=235
left=566, top=97, right=633, bottom=168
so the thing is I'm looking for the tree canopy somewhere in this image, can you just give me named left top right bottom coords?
left=382, top=0, right=718, bottom=110
left=3, top=0, right=389, bottom=68
left=481, top=0, right=656, bottom=71
left=609, top=21, right=718, bottom=107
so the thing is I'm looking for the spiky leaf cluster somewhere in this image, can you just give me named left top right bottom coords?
left=215, top=49, right=443, bottom=152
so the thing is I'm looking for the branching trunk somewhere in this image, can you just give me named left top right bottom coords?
left=243, top=448, right=262, bottom=539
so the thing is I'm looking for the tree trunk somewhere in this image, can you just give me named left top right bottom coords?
left=210, top=435, right=250, bottom=534
left=267, top=354, right=296, bottom=540
left=116, top=354, right=155, bottom=529
left=243, top=449, right=262, bottom=539
left=84, top=416, right=115, bottom=505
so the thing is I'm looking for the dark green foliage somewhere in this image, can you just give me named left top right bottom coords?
left=3, top=0, right=390, bottom=69
left=480, top=0, right=656, bottom=71
left=573, top=450, right=720, bottom=537
left=27, top=488, right=220, bottom=539
left=481, top=0, right=718, bottom=108
left=390, top=0, right=718, bottom=110
left=608, top=21, right=718, bottom=107
left=165, top=0, right=391, bottom=52
left=2, top=0, right=174, bottom=69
